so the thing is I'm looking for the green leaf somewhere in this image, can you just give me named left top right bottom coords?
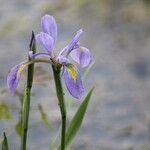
left=2, top=132, right=9, bottom=150
left=63, top=88, right=94, bottom=149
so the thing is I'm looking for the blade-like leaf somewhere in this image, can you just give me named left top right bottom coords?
left=62, top=88, right=93, bottom=149
left=2, top=132, right=9, bottom=150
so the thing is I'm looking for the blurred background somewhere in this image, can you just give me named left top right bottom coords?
left=1, top=0, right=150, bottom=149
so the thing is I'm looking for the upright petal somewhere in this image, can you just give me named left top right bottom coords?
left=59, top=29, right=83, bottom=56
left=63, top=67, right=84, bottom=99
left=70, top=47, right=93, bottom=68
left=68, top=29, right=83, bottom=52
left=7, top=63, right=26, bottom=95
left=41, top=15, right=57, bottom=42
left=36, top=32, right=54, bottom=55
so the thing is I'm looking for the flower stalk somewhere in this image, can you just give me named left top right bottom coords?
left=52, top=65, right=66, bottom=150
left=21, top=32, right=36, bottom=150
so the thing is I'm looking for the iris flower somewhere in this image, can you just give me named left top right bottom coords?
left=7, top=15, right=92, bottom=99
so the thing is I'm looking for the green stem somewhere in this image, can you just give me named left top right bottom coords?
left=52, top=65, right=66, bottom=150
left=21, top=88, right=31, bottom=150
left=25, top=58, right=52, bottom=66
left=21, top=32, right=36, bottom=150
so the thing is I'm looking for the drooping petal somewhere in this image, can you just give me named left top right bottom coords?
left=59, top=29, right=83, bottom=56
left=70, top=47, right=93, bottom=68
left=36, top=32, right=54, bottom=55
left=7, top=63, right=26, bottom=95
left=63, top=67, right=84, bottom=99
left=41, top=15, right=57, bottom=42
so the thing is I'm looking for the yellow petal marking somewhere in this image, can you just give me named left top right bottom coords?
left=66, top=65, right=77, bottom=81
left=17, top=64, right=26, bottom=77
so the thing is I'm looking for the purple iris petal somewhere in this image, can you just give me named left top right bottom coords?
left=7, top=64, right=24, bottom=95
left=68, top=29, right=83, bottom=52
left=36, top=32, right=54, bottom=55
left=57, top=56, right=70, bottom=65
left=63, top=67, right=84, bottom=99
left=41, top=15, right=57, bottom=43
left=70, top=47, right=92, bottom=68
left=59, top=29, right=83, bottom=56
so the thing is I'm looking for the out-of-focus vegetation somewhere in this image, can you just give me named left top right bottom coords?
left=137, top=145, right=150, bottom=150
left=0, top=103, right=12, bottom=120
left=38, top=104, right=51, bottom=127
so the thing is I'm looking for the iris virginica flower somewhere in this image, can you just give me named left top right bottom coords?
left=7, top=15, right=92, bottom=99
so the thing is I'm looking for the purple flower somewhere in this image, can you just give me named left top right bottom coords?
left=7, top=14, right=93, bottom=99
left=7, top=63, right=26, bottom=95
